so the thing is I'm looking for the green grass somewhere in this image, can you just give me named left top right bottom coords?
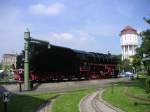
left=0, top=92, right=56, bottom=112
left=52, top=88, right=96, bottom=112
left=127, top=78, right=150, bottom=99
left=102, top=79, right=150, bottom=112
left=128, top=86, right=150, bottom=99
left=0, top=88, right=95, bottom=112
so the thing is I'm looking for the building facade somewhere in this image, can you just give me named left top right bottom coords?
left=2, top=53, right=17, bottom=68
left=120, top=26, right=138, bottom=60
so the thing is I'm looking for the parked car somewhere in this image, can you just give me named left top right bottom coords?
left=130, top=73, right=137, bottom=79
left=118, top=71, right=135, bottom=78
left=118, top=72, right=126, bottom=77
left=125, top=72, right=133, bottom=77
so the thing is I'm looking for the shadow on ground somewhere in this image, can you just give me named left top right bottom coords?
left=0, top=84, right=54, bottom=112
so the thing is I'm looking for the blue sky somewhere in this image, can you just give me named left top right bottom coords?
left=0, top=0, right=150, bottom=59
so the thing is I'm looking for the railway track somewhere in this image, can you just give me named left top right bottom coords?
left=91, top=91, right=103, bottom=112
left=80, top=89, right=122, bottom=112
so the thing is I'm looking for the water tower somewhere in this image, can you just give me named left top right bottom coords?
left=120, top=26, right=138, bottom=60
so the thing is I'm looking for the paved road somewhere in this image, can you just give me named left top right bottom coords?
left=0, top=78, right=129, bottom=93
left=0, top=78, right=130, bottom=94
left=80, top=90, right=124, bottom=112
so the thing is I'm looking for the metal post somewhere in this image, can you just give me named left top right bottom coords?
left=24, top=29, right=30, bottom=90
left=3, top=92, right=9, bottom=112
left=19, top=81, right=22, bottom=92
left=4, top=102, right=7, bottom=112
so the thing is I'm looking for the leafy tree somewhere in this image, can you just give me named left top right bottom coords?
left=131, top=51, right=142, bottom=72
left=140, top=17, right=150, bottom=56
left=133, top=17, right=150, bottom=75
left=145, top=76, right=150, bottom=93
left=141, top=18, right=150, bottom=87
left=116, top=59, right=130, bottom=72
left=112, top=54, right=121, bottom=64
left=140, top=17, right=150, bottom=75
left=112, top=54, right=122, bottom=72
left=0, top=62, right=2, bottom=69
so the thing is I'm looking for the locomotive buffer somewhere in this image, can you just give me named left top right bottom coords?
left=24, top=29, right=50, bottom=90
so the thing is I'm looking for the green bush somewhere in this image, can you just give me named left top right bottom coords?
left=138, top=71, right=146, bottom=76
left=145, top=76, right=150, bottom=93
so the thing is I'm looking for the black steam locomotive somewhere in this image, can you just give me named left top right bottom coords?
left=13, top=41, right=119, bottom=81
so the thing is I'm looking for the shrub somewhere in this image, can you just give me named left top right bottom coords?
left=145, top=76, right=150, bottom=93
left=138, top=71, right=146, bottom=76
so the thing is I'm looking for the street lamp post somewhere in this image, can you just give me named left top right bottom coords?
left=23, top=29, right=51, bottom=90
left=24, top=29, right=30, bottom=90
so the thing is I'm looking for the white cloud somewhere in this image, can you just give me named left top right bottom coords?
left=51, top=33, right=74, bottom=42
left=29, top=3, right=65, bottom=16
left=35, top=32, right=99, bottom=52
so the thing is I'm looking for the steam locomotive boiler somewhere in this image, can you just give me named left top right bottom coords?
left=13, top=41, right=118, bottom=81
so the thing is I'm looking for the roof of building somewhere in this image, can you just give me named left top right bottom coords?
left=3, top=53, right=17, bottom=58
left=120, top=25, right=138, bottom=36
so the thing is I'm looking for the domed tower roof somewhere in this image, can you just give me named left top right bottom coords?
left=120, top=25, right=138, bottom=36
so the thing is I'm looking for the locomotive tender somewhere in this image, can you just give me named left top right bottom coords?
left=13, top=41, right=118, bottom=81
